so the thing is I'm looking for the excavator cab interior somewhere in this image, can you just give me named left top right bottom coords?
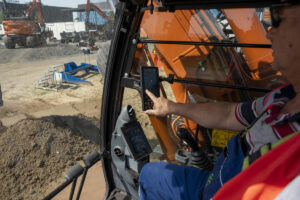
left=97, top=0, right=289, bottom=199
left=43, top=0, right=293, bottom=199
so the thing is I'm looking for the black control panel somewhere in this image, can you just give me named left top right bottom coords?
left=111, top=105, right=152, bottom=198
left=121, top=121, right=152, bottom=160
left=140, top=66, right=160, bottom=111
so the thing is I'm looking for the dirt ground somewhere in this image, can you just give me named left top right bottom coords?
left=0, top=41, right=161, bottom=199
left=0, top=43, right=107, bottom=199
left=0, top=44, right=103, bottom=126
left=0, top=116, right=100, bottom=200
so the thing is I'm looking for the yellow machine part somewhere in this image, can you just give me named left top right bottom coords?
left=211, top=129, right=239, bottom=148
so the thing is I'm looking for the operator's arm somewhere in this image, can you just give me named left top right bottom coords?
left=145, top=90, right=245, bottom=131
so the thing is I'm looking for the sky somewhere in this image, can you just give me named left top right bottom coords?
left=18, top=0, right=89, bottom=8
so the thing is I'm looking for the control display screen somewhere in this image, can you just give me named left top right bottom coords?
left=143, top=68, right=160, bottom=97
left=141, top=66, right=160, bottom=111
left=121, top=121, right=152, bottom=160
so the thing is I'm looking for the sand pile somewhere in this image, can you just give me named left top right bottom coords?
left=0, top=115, right=100, bottom=200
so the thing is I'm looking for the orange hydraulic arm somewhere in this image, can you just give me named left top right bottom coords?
left=222, top=9, right=273, bottom=79
left=26, top=0, right=44, bottom=27
left=140, top=8, right=231, bottom=154
left=138, top=7, right=277, bottom=161
left=85, top=0, right=110, bottom=29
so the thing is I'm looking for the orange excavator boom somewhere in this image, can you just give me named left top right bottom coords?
left=26, top=0, right=44, bottom=27
left=85, top=0, right=111, bottom=31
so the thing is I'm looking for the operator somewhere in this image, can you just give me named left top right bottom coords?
left=139, top=1, right=300, bottom=200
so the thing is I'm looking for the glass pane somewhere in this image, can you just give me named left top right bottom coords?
left=122, top=6, right=286, bottom=163
left=140, top=7, right=286, bottom=95
left=0, top=0, right=113, bottom=199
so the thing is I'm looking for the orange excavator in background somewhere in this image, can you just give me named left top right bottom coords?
left=85, top=0, right=111, bottom=30
left=2, top=0, right=50, bottom=48
left=85, top=0, right=114, bottom=40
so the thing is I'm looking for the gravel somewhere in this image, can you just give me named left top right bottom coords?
left=0, top=115, right=100, bottom=200
left=0, top=44, right=82, bottom=64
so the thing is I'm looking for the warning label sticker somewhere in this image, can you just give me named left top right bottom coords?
left=211, top=129, right=239, bottom=148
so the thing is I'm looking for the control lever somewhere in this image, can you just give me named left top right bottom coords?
left=176, top=128, right=213, bottom=171
left=44, top=152, right=101, bottom=200
left=176, top=128, right=199, bottom=152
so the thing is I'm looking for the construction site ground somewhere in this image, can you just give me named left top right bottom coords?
left=0, top=41, right=160, bottom=200
left=0, top=43, right=107, bottom=200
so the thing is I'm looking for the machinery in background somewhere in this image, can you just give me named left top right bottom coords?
left=1, top=0, right=51, bottom=48
left=85, top=0, right=114, bottom=40
left=36, top=61, right=100, bottom=91
left=60, top=31, right=81, bottom=44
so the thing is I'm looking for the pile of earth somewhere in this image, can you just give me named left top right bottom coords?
left=0, top=43, right=82, bottom=64
left=0, top=114, right=100, bottom=200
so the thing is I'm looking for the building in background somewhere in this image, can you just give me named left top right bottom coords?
left=76, top=1, right=115, bottom=26
left=45, top=21, right=86, bottom=40
left=0, top=0, right=117, bottom=41
left=0, top=1, right=73, bottom=23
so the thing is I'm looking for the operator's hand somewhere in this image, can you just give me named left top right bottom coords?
left=145, top=90, right=174, bottom=117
